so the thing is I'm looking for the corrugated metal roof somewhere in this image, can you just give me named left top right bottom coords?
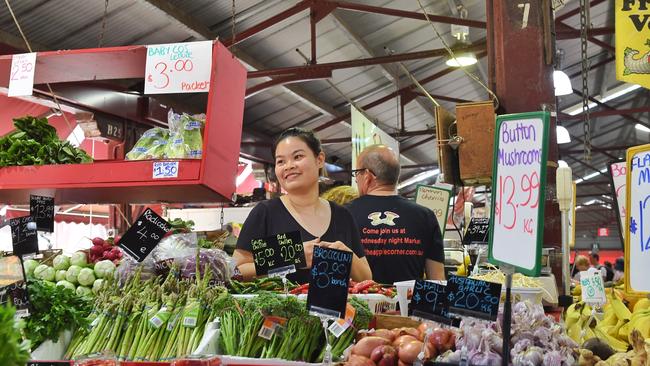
left=0, top=0, right=641, bottom=239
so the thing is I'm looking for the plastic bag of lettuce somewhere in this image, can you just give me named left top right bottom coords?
left=164, top=111, right=205, bottom=159
left=125, top=127, right=169, bottom=160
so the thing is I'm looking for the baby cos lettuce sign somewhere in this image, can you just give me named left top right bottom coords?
left=616, top=0, right=650, bottom=88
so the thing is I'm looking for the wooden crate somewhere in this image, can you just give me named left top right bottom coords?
left=434, top=106, right=460, bottom=185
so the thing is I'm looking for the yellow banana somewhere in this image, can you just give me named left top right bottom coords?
left=608, top=319, right=625, bottom=338
left=617, top=320, right=631, bottom=341
left=633, top=314, right=650, bottom=339
left=594, top=327, right=629, bottom=353
left=598, top=311, right=618, bottom=328
left=633, top=298, right=650, bottom=313
left=611, top=297, right=632, bottom=321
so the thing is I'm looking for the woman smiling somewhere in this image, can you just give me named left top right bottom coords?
left=233, top=128, right=372, bottom=283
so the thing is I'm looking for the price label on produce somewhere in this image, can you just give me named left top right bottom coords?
left=251, top=231, right=305, bottom=276
left=488, top=111, right=549, bottom=276
left=30, top=195, right=55, bottom=232
left=307, top=246, right=352, bottom=319
left=463, top=217, right=490, bottom=245
left=144, top=41, right=212, bottom=94
left=415, top=184, right=452, bottom=235
left=10, top=216, right=38, bottom=256
left=118, top=208, right=171, bottom=262
left=8, top=52, right=36, bottom=97
left=152, top=161, right=179, bottom=179
left=625, top=145, right=650, bottom=294
left=608, top=160, right=627, bottom=245
left=580, top=268, right=606, bottom=305
left=409, top=279, right=460, bottom=326
left=446, top=275, right=501, bottom=322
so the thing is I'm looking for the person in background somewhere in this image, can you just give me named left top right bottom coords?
left=603, top=261, right=615, bottom=282
left=613, top=257, right=625, bottom=283
left=346, top=144, right=445, bottom=284
left=590, top=252, right=607, bottom=280
left=233, top=128, right=372, bottom=283
left=321, top=185, right=358, bottom=206
left=572, top=254, right=591, bottom=283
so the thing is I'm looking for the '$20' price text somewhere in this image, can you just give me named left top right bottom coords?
left=495, top=172, right=540, bottom=234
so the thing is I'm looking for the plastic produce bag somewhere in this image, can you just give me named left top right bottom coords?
left=178, top=249, right=235, bottom=286
left=165, top=110, right=205, bottom=159
left=125, top=127, right=169, bottom=160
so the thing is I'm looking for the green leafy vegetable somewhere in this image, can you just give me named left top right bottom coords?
left=24, top=279, right=92, bottom=349
left=0, top=116, right=92, bottom=167
left=0, top=304, right=31, bottom=366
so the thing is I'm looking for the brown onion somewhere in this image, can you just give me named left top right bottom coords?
left=392, top=335, right=419, bottom=348
left=370, top=329, right=395, bottom=342
left=346, top=355, right=377, bottom=366
left=370, top=345, right=398, bottom=366
left=352, top=336, right=390, bottom=358
left=429, top=328, right=455, bottom=353
left=398, top=340, right=424, bottom=364
left=392, top=327, right=420, bottom=340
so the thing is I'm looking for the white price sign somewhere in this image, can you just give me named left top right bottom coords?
left=152, top=161, right=179, bottom=179
left=625, top=145, right=650, bottom=294
left=144, top=41, right=212, bottom=94
left=580, top=268, right=606, bottom=305
left=488, top=112, right=549, bottom=276
left=8, top=52, right=36, bottom=97
left=415, top=184, right=452, bottom=235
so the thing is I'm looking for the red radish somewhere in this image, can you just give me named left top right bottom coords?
left=92, top=237, right=105, bottom=246
left=90, top=245, right=104, bottom=256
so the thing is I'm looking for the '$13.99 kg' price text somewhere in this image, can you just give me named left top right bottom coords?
left=148, top=59, right=194, bottom=89
left=495, top=172, right=540, bottom=234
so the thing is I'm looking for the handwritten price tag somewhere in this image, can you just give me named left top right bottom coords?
left=415, top=184, right=452, bottom=235
left=307, top=246, right=352, bottom=319
left=153, top=161, right=179, bottom=179
left=144, top=41, right=212, bottom=94
left=580, top=268, right=606, bottom=305
left=626, top=148, right=650, bottom=293
left=118, top=208, right=171, bottom=262
left=489, top=112, right=549, bottom=276
left=8, top=52, right=36, bottom=97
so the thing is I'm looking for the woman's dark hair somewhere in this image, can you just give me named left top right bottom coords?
left=272, top=128, right=322, bottom=158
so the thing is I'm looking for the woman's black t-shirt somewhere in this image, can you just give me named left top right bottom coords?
left=236, top=198, right=365, bottom=283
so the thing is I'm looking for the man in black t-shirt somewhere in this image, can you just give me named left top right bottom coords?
left=346, top=145, right=445, bottom=284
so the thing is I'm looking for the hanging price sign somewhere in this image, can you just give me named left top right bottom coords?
left=8, top=52, right=36, bottom=97
left=463, top=217, right=490, bottom=245
left=144, top=41, right=212, bottom=94
left=488, top=111, right=549, bottom=276
left=30, top=195, right=55, bottom=232
left=580, top=268, right=606, bottom=305
left=118, top=208, right=171, bottom=262
left=625, top=144, right=650, bottom=295
left=10, top=216, right=38, bottom=256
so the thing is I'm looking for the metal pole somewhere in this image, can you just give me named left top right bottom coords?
left=561, top=209, right=571, bottom=296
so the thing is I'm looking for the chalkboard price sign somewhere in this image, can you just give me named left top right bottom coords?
left=463, top=218, right=490, bottom=245
left=118, top=208, right=171, bottom=262
left=409, top=280, right=460, bottom=326
left=0, top=281, right=30, bottom=314
left=251, top=231, right=305, bottom=276
left=30, top=195, right=55, bottom=232
left=10, top=216, right=38, bottom=256
left=307, top=246, right=352, bottom=318
left=446, top=275, right=501, bottom=321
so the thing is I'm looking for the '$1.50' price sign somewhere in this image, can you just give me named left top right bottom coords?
left=118, top=208, right=171, bottom=262
left=144, top=41, right=213, bottom=94
left=489, top=112, right=549, bottom=276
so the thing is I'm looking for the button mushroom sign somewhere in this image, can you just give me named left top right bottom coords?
left=488, top=112, right=550, bottom=276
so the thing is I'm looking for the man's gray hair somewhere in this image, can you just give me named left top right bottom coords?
left=359, top=145, right=401, bottom=186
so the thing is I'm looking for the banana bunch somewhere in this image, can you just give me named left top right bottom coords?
left=566, top=301, right=598, bottom=345
left=592, top=293, right=633, bottom=352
